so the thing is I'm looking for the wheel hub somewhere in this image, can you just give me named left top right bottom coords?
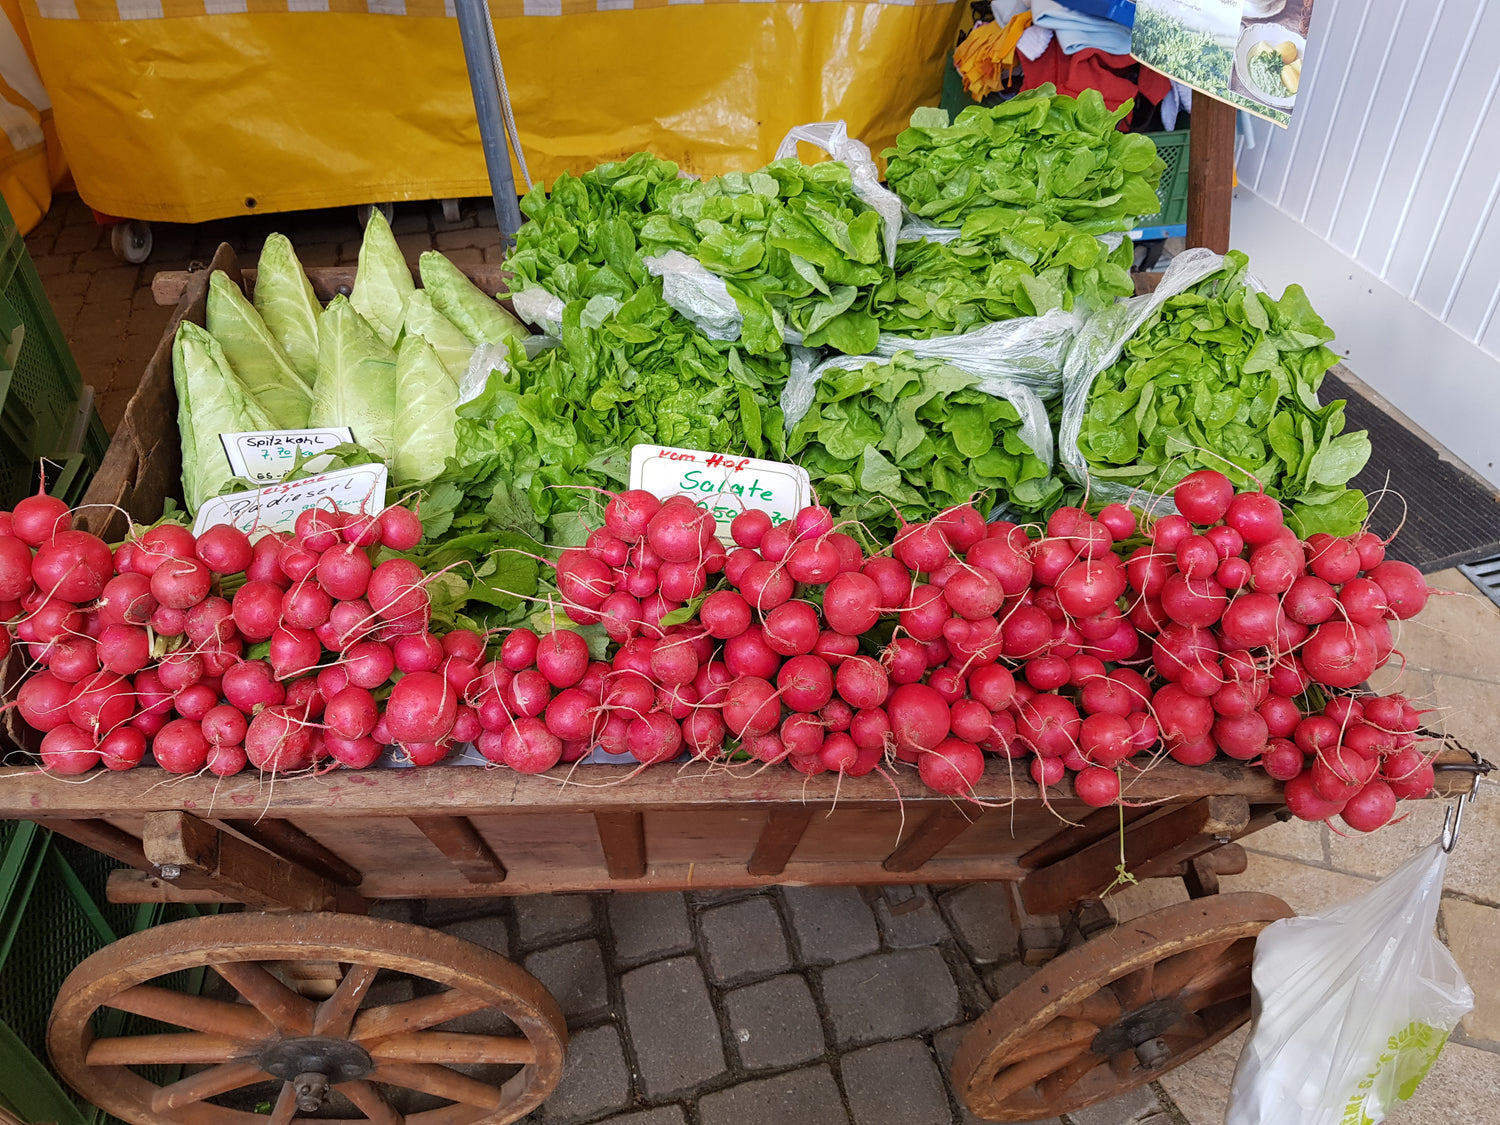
left=1090, top=996, right=1185, bottom=1061
left=258, top=1036, right=374, bottom=1085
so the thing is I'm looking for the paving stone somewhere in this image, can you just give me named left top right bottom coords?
left=440, top=913, right=511, bottom=956
left=607, top=892, right=693, bottom=966
left=1065, top=1084, right=1163, bottom=1125
left=620, top=956, right=726, bottom=1098
left=696, top=1065, right=848, bottom=1125
left=941, top=883, right=1019, bottom=964
left=392, top=210, right=432, bottom=235
left=540, top=1024, right=631, bottom=1122
left=822, top=948, right=961, bottom=1048
left=782, top=885, right=880, bottom=964
left=444, top=246, right=483, bottom=265
left=514, top=894, right=596, bottom=947
left=85, top=267, right=142, bottom=304
left=395, top=232, right=434, bottom=264
left=935, top=1026, right=996, bottom=1125
left=698, top=896, right=791, bottom=984
left=52, top=223, right=101, bottom=255
left=723, top=974, right=824, bottom=1070
left=525, top=939, right=609, bottom=1022
left=424, top=896, right=511, bottom=925
left=687, top=887, right=761, bottom=905
left=982, top=960, right=1032, bottom=1001
left=593, top=1110, right=685, bottom=1125
left=841, top=1038, right=950, bottom=1125
left=872, top=885, right=951, bottom=948
left=1441, top=898, right=1500, bottom=1040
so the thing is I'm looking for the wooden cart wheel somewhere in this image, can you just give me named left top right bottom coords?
left=47, top=911, right=568, bottom=1125
left=951, top=893, right=1293, bottom=1122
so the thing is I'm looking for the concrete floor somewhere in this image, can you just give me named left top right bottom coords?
left=23, top=196, right=1500, bottom=1125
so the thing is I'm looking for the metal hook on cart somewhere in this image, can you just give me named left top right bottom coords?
left=1441, top=786, right=1478, bottom=853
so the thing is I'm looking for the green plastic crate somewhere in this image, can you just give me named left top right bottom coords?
left=0, top=194, right=110, bottom=511
left=1137, top=128, right=1191, bottom=230
left=0, top=821, right=209, bottom=1125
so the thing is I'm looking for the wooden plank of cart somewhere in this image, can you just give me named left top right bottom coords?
left=0, top=246, right=1486, bottom=1125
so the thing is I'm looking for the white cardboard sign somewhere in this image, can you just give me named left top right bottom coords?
left=628, top=444, right=810, bottom=540
left=220, top=427, right=354, bottom=485
left=191, top=465, right=388, bottom=540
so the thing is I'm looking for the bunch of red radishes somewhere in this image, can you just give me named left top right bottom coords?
left=0, top=487, right=482, bottom=776
left=501, top=475, right=1438, bottom=831
left=3, top=470, right=1443, bottom=835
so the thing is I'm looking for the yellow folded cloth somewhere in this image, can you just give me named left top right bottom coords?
left=954, top=12, right=1033, bottom=102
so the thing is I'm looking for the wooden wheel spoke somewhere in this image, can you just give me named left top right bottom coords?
left=337, top=1079, right=404, bottom=1125
left=1158, top=1012, right=1210, bottom=1045
left=986, top=1042, right=1091, bottom=1104
left=1111, top=964, right=1155, bottom=1011
left=368, top=1030, right=535, bottom=1065
left=1152, top=938, right=1237, bottom=999
left=352, top=989, right=492, bottom=1041
left=1004, top=1017, right=1097, bottom=1066
left=86, top=1032, right=244, bottom=1067
left=267, top=1083, right=297, bottom=1125
left=1038, top=1052, right=1104, bottom=1103
left=314, top=964, right=380, bottom=1037
left=104, top=985, right=273, bottom=1040
left=1061, top=989, right=1122, bottom=1028
left=213, top=960, right=316, bottom=1036
left=149, top=1061, right=267, bottom=1113
left=367, top=1062, right=504, bottom=1109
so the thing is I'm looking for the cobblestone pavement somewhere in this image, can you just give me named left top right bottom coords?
left=24, top=195, right=1500, bottom=1125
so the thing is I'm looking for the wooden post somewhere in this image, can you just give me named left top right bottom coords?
left=747, top=808, right=814, bottom=877
left=1187, top=96, right=1238, bottom=253
left=593, top=812, right=648, bottom=880
left=883, top=805, right=985, bottom=873
left=409, top=816, right=507, bottom=884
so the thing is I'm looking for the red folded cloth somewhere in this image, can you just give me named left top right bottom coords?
left=1021, top=40, right=1171, bottom=116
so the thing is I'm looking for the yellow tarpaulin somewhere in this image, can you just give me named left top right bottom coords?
left=18, top=0, right=963, bottom=225
left=0, top=0, right=66, bottom=235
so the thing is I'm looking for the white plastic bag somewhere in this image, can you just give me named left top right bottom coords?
left=780, top=350, right=1055, bottom=471
left=774, top=121, right=904, bottom=267
left=1225, top=841, right=1474, bottom=1125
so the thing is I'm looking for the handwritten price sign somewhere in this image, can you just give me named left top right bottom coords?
left=191, top=465, right=388, bottom=540
left=220, top=427, right=354, bottom=485
left=629, top=445, right=810, bottom=541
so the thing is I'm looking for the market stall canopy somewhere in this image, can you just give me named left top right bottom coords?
left=16, top=0, right=964, bottom=225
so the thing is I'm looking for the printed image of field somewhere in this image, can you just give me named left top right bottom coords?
left=1133, top=1, right=1238, bottom=93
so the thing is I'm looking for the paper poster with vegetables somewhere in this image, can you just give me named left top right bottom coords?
left=1132, top=0, right=1315, bottom=127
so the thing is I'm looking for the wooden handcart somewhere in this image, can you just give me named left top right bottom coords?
left=0, top=247, right=1483, bottom=1125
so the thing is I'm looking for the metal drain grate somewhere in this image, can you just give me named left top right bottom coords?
left=1458, top=554, right=1500, bottom=610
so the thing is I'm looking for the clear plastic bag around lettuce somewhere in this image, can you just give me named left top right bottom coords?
left=1055, top=247, right=1229, bottom=512
left=510, top=286, right=565, bottom=336
left=643, top=251, right=742, bottom=341
left=1226, top=841, right=1474, bottom=1125
left=774, top=121, right=904, bottom=268
left=872, top=309, right=1084, bottom=397
left=782, top=349, right=1054, bottom=470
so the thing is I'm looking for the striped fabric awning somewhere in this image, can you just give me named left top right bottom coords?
left=29, top=0, right=946, bottom=19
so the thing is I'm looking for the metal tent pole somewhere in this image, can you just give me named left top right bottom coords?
left=454, top=0, right=524, bottom=245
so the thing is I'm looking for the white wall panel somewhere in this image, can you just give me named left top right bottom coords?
left=1229, top=0, right=1500, bottom=486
